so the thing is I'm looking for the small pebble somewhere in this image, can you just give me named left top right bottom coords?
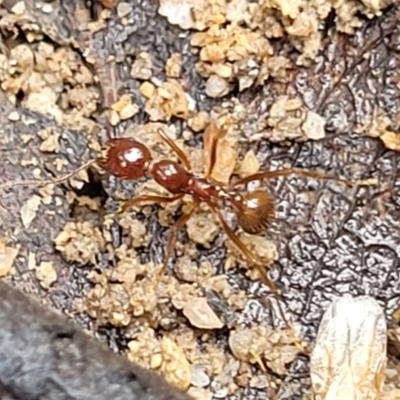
left=0, top=244, right=19, bottom=277
left=381, top=130, right=400, bottom=152
left=302, top=110, right=326, bottom=140
left=35, top=261, right=57, bottom=289
left=11, top=1, right=25, bottom=14
left=188, top=111, right=209, bottom=132
left=183, top=297, right=224, bottom=330
left=131, top=52, right=153, bottom=80
left=166, top=53, right=182, bottom=78
left=20, top=195, right=41, bottom=228
left=117, top=2, right=132, bottom=18
left=187, top=387, right=213, bottom=400
left=161, top=337, right=192, bottom=391
left=205, top=75, right=230, bottom=98
left=41, top=3, right=53, bottom=13
left=140, top=81, right=156, bottom=98
left=186, top=212, right=219, bottom=246
left=8, top=111, right=20, bottom=121
left=191, top=365, right=211, bottom=387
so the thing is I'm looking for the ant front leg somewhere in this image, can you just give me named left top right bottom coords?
left=229, top=169, right=376, bottom=188
left=118, top=193, right=184, bottom=214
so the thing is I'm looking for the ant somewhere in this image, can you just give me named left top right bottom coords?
left=96, top=121, right=375, bottom=285
left=1, top=120, right=376, bottom=344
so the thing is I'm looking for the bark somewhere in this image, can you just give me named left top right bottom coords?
left=0, top=281, right=192, bottom=400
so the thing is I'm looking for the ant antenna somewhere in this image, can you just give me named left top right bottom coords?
left=0, top=159, right=97, bottom=191
left=156, top=128, right=192, bottom=171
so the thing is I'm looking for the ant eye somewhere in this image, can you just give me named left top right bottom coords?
left=236, top=191, right=274, bottom=234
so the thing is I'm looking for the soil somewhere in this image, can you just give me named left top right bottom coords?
left=0, top=1, right=400, bottom=399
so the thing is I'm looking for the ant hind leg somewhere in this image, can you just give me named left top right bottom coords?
left=229, top=169, right=376, bottom=188
left=206, top=200, right=280, bottom=296
left=206, top=200, right=307, bottom=351
left=156, top=198, right=200, bottom=282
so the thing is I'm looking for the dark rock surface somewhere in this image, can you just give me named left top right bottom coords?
left=1, top=1, right=400, bottom=399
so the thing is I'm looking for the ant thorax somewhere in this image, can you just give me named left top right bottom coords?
left=148, top=159, right=193, bottom=194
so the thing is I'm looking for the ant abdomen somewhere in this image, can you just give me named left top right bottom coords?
left=235, top=191, right=275, bottom=234
left=97, top=138, right=153, bottom=180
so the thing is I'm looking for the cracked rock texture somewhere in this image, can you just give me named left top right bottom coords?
left=0, top=1, right=400, bottom=399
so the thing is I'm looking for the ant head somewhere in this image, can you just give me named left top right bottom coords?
left=97, top=138, right=153, bottom=180
left=235, top=190, right=274, bottom=234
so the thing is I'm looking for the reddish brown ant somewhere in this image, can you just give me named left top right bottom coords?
left=97, top=121, right=375, bottom=281
left=97, top=122, right=282, bottom=286
left=0, top=121, right=376, bottom=337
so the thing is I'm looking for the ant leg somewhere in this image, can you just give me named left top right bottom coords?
left=156, top=128, right=192, bottom=171
left=0, top=159, right=97, bottom=191
left=250, top=351, right=278, bottom=400
left=119, top=193, right=184, bottom=214
left=229, top=169, right=377, bottom=188
left=206, top=200, right=279, bottom=295
left=204, top=121, right=224, bottom=178
left=104, top=90, right=116, bottom=141
left=102, top=61, right=118, bottom=140
left=157, top=198, right=199, bottom=280
left=206, top=200, right=306, bottom=350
